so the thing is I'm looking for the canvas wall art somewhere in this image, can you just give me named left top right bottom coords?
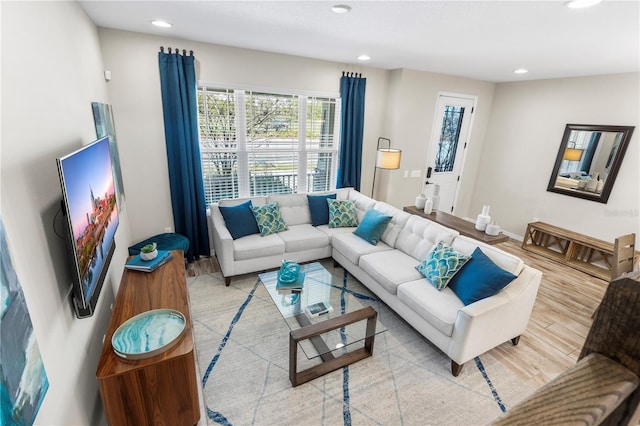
left=1, top=216, right=49, bottom=425
left=92, top=102, right=125, bottom=210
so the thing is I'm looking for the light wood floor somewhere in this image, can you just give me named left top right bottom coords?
left=187, top=239, right=608, bottom=390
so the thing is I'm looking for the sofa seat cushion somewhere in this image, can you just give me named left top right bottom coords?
left=359, top=250, right=424, bottom=295
left=316, top=225, right=355, bottom=240
left=233, top=233, right=285, bottom=261
left=332, top=232, right=392, bottom=265
left=277, top=224, right=330, bottom=253
left=397, top=279, right=464, bottom=337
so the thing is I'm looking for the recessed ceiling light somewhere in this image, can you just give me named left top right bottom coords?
left=332, top=5, right=351, bottom=14
left=357, top=54, right=371, bottom=61
left=514, top=68, right=529, bottom=74
left=566, top=0, right=602, bottom=9
left=151, top=20, right=172, bottom=28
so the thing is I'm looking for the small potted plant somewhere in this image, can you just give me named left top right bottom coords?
left=140, top=243, right=158, bottom=261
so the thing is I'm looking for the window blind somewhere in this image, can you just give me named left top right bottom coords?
left=197, top=86, right=340, bottom=204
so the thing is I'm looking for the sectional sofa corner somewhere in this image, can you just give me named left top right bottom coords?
left=209, top=188, right=543, bottom=376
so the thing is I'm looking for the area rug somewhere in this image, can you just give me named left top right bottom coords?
left=187, top=260, right=536, bottom=426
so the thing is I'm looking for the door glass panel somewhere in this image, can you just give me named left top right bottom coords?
left=434, top=106, right=465, bottom=173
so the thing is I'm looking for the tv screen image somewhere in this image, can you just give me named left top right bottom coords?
left=57, top=136, right=119, bottom=318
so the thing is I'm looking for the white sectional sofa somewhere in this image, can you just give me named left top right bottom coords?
left=209, top=188, right=542, bottom=376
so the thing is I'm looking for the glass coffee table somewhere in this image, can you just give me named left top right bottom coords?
left=259, top=261, right=387, bottom=386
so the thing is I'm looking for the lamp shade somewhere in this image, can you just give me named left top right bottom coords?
left=563, top=148, right=583, bottom=162
left=376, top=148, right=401, bottom=169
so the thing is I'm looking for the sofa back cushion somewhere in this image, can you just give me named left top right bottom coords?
left=267, top=194, right=311, bottom=226
left=450, top=235, right=524, bottom=275
left=218, top=196, right=267, bottom=208
left=372, top=202, right=411, bottom=247
left=396, top=215, right=459, bottom=261
left=347, top=190, right=376, bottom=222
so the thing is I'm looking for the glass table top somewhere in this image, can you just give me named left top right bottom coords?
left=259, top=261, right=387, bottom=360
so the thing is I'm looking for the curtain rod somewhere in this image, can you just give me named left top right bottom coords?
left=342, top=71, right=363, bottom=78
left=160, top=46, right=194, bottom=56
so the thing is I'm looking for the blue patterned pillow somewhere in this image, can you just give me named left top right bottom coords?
left=416, top=241, right=470, bottom=290
left=251, top=202, right=288, bottom=236
left=353, top=209, right=392, bottom=245
left=327, top=199, right=359, bottom=228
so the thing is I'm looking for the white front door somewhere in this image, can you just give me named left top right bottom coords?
left=423, top=94, right=476, bottom=213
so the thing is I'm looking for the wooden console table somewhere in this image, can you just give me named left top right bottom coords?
left=522, top=222, right=619, bottom=281
left=403, top=206, right=509, bottom=245
left=96, top=251, right=200, bottom=426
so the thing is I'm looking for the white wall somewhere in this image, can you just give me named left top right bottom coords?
left=471, top=73, right=640, bottom=241
left=99, top=26, right=639, bottom=248
left=1, top=2, right=132, bottom=424
left=380, top=68, right=496, bottom=214
left=97, top=28, right=389, bottom=242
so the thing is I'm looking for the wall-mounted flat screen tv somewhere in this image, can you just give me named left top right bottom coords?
left=57, top=136, right=119, bottom=318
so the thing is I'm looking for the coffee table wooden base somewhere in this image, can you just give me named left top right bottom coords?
left=289, top=306, right=377, bottom=387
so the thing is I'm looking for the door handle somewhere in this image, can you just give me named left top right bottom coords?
left=426, top=166, right=432, bottom=179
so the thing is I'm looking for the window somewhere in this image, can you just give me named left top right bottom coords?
left=434, top=106, right=465, bottom=173
left=197, top=87, right=340, bottom=204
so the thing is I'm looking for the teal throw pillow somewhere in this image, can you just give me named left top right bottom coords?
left=251, top=202, right=288, bottom=236
left=307, top=193, right=336, bottom=226
left=353, top=209, right=392, bottom=245
left=218, top=200, right=260, bottom=240
left=327, top=199, right=359, bottom=228
left=416, top=241, right=470, bottom=290
left=448, top=247, right=517, bottom=305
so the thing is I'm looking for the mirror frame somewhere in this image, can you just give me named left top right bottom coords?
left=547, top=123, right=635, bottom=203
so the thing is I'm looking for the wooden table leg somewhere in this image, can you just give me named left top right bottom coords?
left=288, top=307, right=377, bottom=387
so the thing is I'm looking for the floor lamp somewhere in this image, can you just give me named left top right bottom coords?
left=372, top=137, right=402, bottom=197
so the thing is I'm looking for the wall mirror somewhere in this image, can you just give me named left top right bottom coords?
left=547, top=124, right=635, bottom=203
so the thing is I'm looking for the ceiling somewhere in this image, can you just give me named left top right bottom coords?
left=79, top=0, right=640, bottom=82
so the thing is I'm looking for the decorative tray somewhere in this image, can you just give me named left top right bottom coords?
left=111, top=309, right=186, bottom=360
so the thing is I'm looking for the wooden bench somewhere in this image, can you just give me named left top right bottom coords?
left=522, top=222, right=637, bottom=281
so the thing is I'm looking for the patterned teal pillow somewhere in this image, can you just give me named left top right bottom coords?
left=327, top=199, right=359, bottom=228
left=416, top=241, right=470, bottom=290
left=251, top=202, right=288, bottom=236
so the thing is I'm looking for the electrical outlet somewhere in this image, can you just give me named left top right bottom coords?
left=403, top=170, right=409, bottom=178
left=410, top=170, right=421, bottom=178
left=164, top=227, right=172, bottom=233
